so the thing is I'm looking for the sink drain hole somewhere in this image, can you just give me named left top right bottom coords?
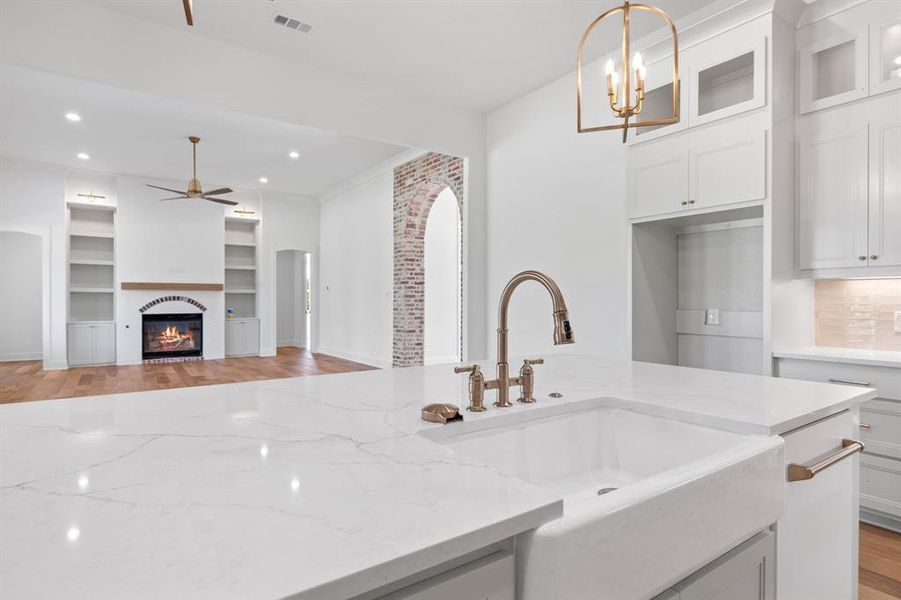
left=596, top=487, right=618, bottom=496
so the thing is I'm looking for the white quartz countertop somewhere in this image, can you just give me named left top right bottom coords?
left=774, top=346, right=901, bottom=369
left=0, top=355, right=873, bottom=599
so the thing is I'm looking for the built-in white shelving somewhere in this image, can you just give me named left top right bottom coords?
left=224, top=217, right=258, bottom=319
left=67, top=202, right=117, bottom=366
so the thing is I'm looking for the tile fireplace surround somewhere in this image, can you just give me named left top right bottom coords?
left=815, top=279, right=901, bottom=351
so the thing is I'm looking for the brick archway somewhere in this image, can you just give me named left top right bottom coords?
left=393, top=152, right=464, bottom=367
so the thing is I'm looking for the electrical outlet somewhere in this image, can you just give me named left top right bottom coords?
left=705, top=309, right=720, bottom=326
left=895, top=311, right=901, bottom=334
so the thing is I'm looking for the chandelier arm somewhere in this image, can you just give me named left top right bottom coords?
left=576, top=4, right=625, bottom=133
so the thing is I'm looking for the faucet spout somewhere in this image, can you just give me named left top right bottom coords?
left=492, top=270, right=574, bottom=407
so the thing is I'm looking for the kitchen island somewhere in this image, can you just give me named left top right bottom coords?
left=0, top=355, right=874, bottom=599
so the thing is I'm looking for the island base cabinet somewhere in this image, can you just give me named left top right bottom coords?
left=777, top=410, right=859, bottom=600
left=376, top=550, right=513, bottom=600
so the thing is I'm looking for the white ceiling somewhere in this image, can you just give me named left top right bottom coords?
left=96, top=0, right=713, bottom=112
left=0, top=66, right=409, bottom=196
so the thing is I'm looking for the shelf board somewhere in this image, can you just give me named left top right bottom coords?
left=224, top=289, right=256, bottom=294
left=70, top=231, right=115, bottom=239
left=70, top=258, right=115, bottom=266
left=225, top=216, right=260, bottom=223
left=225, top=265, right=256, bottom=271
left=70, top=287, right=115, bottom=294
left=67, top=201, right=116, bottom=212
left=121, top=282, right=223, bottom=291
left=224, top=241, right=256, bottom=248
left=68, top=320, right=116, bottom=325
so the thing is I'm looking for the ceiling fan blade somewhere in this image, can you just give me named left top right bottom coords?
left=203, top=196, right=239, bottom=206
left=159, top=196, right=190, bottom=201
left=183, top=0, right=194, bottom=26
left=203, top=187, right=233, bottom=196
left=146, top=184, right=188, bottom=195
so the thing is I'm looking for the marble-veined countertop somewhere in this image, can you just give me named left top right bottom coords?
left=0, top=355, right=873, bottom=599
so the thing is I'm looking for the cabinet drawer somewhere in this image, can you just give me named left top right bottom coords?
left=861, top=453, right=901, bottom=519
left=379, top=550, right=513, bottom=600
left=776, top=358, right=901, bottom=400
left=861, top=398, right=901, bottom=460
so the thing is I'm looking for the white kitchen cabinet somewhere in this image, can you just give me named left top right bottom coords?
left=225, top=318, right=260, bottom=357
left=798, top=123, right=870, bottom=270
left=867, top=113, right=901, bottom=268
left=628, top=139, right=688, bottom=218
left=799, top=28, right=869, bottom=114
left=628, top=125, right=766, bottom=219
left=689, top=32, right=766, bottom=127
left=378, top=550, right=513, bottom=600
left=689, top=127, right=766, bottom=210
left=870, top=17, right=901, bottom=96
left=675, top=531, right=774, bottom=600
left=777, top=409, right=860, bottom=600
left=776, top=357, right=901, bottom=531
left=67, top=322, right=116, bottom=366
left=628, top=54, right=688, bottom=146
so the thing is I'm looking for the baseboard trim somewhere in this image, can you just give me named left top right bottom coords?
left=0, top=352, right=43, bottom=362
left=317, top=346, right=389, bottom=369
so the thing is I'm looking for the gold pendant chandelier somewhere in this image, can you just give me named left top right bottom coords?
left=577, top=1, right=680, bottom=142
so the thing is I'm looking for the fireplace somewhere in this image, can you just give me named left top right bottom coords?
left=142, top=313, right=203, bottom=360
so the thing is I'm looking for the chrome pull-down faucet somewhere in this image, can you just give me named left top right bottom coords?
left=455, top=270, right=574, bottom=411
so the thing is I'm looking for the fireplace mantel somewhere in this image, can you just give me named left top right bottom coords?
left=121, top=282, right=224, bottom=291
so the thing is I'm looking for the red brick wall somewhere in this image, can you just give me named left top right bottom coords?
left=393, top=152, right=464, bottom=367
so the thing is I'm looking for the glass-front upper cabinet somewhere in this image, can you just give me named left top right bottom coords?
left=688, top=26, right=767, bottom=126
left=627, top=54, right=688, bottom=146
left=798, top=18, right=868, bottom=114
left=871, top=19, right=901, bottom=95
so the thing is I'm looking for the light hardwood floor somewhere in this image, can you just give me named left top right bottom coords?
left=861, top=523, right=901, bottom=600
left=0, top=347, right=376, bottom=404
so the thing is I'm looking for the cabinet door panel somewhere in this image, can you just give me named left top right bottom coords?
left=381, top=551, right=513, bottom=600
left=67, top=325, right=93, bottom=366
left=92, top=323, right=116, bottom=364
left=798, top=24, right=868, bottom=114
left=676, top=531, right=774, bottom=600
left=868, top=116, right=901, bottom=267
left=689, top=128, right=765, bottom=210
left=798, top=125, right=869, bottom=270
left=243, top=320, right=260, bottom=356
left=689, top=35, right=766, bottom=127
left=225, top=321, right=243, bottom=357
left=869, top=10, right=901, bottom=96
left=777, top=411, right=858, bottom=600
left=628, top=144, right=688, bottom=218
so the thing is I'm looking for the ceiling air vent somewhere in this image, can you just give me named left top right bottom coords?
left=273, top=14, right=313, bottom=33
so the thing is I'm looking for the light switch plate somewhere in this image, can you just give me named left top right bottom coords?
left=895, top=311, right=901, bottom=333
left=705, top=309, right=720, bottom=326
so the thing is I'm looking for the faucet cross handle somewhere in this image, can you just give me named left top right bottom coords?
left=454, top=364, right=487, bottom=412
left=517, top=358, right=544, bottom=404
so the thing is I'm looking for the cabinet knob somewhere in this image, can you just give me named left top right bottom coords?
left=688, top=199, right=695, bottom=205
left=680, top=200, right=688, bottom=206
left=870, top=255, right=879, bottom=261
left=858, top=255, right=867, bottom=261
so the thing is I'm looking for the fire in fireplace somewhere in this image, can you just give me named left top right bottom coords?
left=142, top=313, right=203, bottom=360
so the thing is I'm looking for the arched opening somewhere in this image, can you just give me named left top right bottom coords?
left=0, top=231, right=43, bottom=361
left=424, top=187, right=462, bottom=365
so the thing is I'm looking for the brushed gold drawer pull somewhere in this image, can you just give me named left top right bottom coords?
left=827, top=378, right=872, bottom=387
left=787, top=439, right=864, bottom=482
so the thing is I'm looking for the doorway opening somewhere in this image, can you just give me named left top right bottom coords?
left=0, top=231, right=43, bottom=362
left=276, top=249, right=312, bottom=349
left=424, top=187, right=462, bottom=365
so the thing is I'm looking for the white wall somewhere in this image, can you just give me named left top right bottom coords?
left=319, top=169, right=394, bottom=368
left=1, top=0, right=488, bottom=361
left=424, top=188, right=461, bottom=365
left=0, top=159, right=66, bottom=368
left=486, top=73, right=629, bottom=361
left=0, top=231, right=43, bottom=360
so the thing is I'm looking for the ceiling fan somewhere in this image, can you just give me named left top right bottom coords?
left=182, top=0, right=194, bottom=26
left=146, top=136, right=237, bottom=206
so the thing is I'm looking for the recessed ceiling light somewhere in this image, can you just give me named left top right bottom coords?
left=288, top=151, right=300, bottom=159
left=65, top=112, right=81, bottom=122
left=258, top=177, right=269, bottom=184
left=76, top=152, right=90, bottom=160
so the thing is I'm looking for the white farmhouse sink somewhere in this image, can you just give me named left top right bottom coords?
left=421, top=399, right=784, bottom=600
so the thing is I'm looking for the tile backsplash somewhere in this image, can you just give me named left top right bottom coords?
left=815, top=279, right=901, bottom=351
